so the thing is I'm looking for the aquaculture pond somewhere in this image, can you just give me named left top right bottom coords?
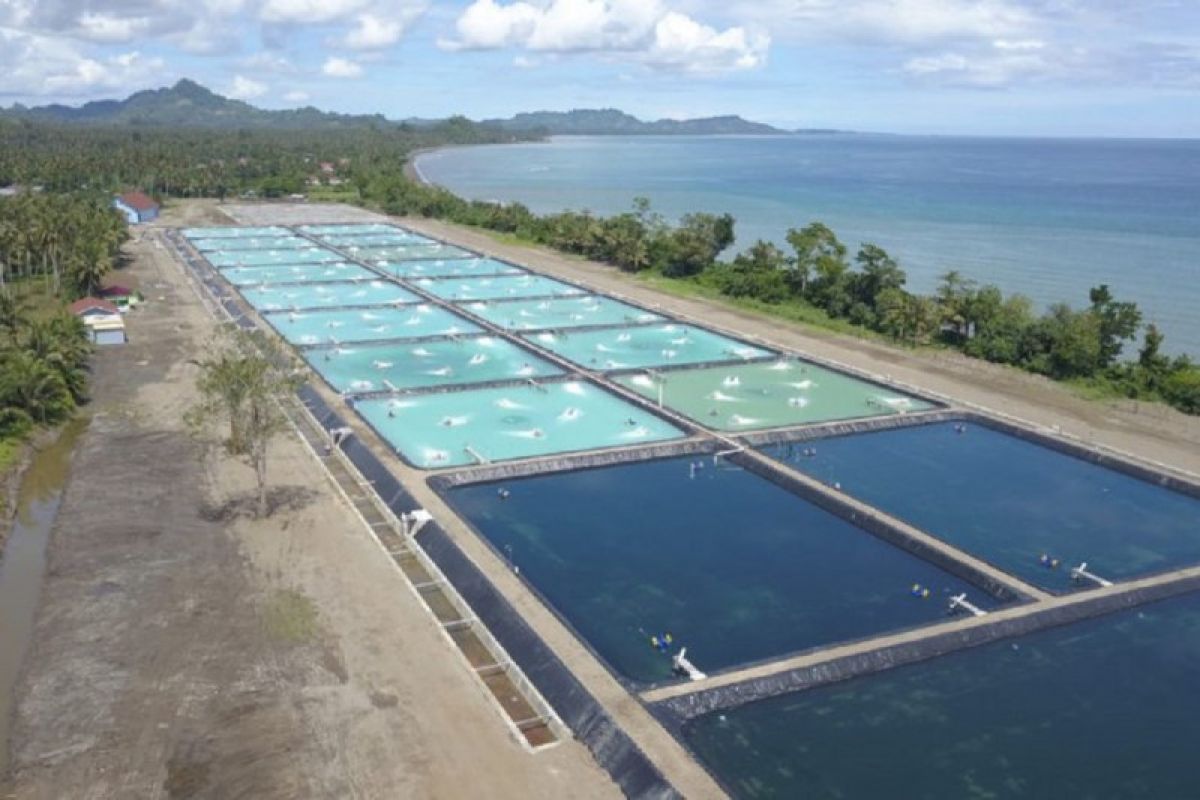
left=357, top=380, right=683, bottom=468
left=304, top=335, right=561, bottom=394
left=462, top=295, right=662, bottom=331
left=414, top=274, right=586, bottom=302
left=262, top=305, right=481, bottom=346
left=206, top=248, right=343, bottom=267
left=381, top=257, right=525, bottom=280
left=618, top=359, right=933, bottom=431
left=238, top=280, right=420, bottom=310
left=219, top=263, right=379, bottom=286
left=189, top=236, right=310, bottom=252
left=685, top=589, right=1200, bottom=799
left=525, top=324, right=771, bottom=371
left=761, top=420, right=1200, bottom=591
left=182, top=226, right=290, bottom=238
left=353, top=243, right=474, bottom=262
left=444, top=455, right=996, bottom=684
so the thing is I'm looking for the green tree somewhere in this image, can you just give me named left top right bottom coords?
left=785, top=222, right=845, bottom=298
left=1089, top=284, right=1142, bottom=367
left=186, top=330, right=302, bottom=518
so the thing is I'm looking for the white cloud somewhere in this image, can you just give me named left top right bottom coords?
left=442, top=0, right=769, bottom=73
left=322, top=56, right=364, bottom=77
left=344, top=12, right=406, bottom=49
left=260, top=0, right=371, bottom=24
left=0, top=28, right=166, bottom=98
left=648, top=12, right=768, bottom=72
left=284, top=89, right=310, bottom=102
left=228, top=74, right=269, bottom=99
left=76, top=12, right=152, bottom=43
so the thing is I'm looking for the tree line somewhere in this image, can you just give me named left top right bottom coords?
left=366, top=179, right=1199, bottom=415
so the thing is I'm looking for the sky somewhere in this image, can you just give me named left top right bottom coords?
left=0, top=0, right=1197, bottom=136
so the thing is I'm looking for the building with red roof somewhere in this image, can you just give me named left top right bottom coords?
left=113, top=191, right=160, bottom=224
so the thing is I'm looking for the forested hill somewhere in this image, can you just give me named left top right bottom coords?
left=0, top=79, right=400, bottom=130
left=0, top=81, right=789, bottom=135
left=481, top=108, right=786, bottom=135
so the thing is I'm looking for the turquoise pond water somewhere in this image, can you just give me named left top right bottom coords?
left=524, top=324, right=771, bottom=371
left=761, top=421, right=1200, bottom=592
left=413, top=274, right=586, bottom=302
left=207, top=248, right=342, bottom=267
left=220, top=263, right=379, bottom=286
left=353, top=243, right=475, bottom=261
left=460, top=295, right=662, bottom=331
left=304, top=335, right=562, bottom=394
left=444, top=456, right=998, bottom=683
left=381, top=258, right=525, bottom=279
left=183, top=226, right=290, bottom=238
left=685, top=589, right=1200, bottom=799
left=238, top=280, right=419, bottom=309
left=419, top=135, right=1200, bottom=356
left=262, top=305, right=481, bottom=346
left=297, top=224, right=400, bottom=235
left=357, top=380, right=683, bottom=468
left=618, top=359, right=933, bottom=431
left=190, top=236, right=310, bottom=252
left=318, top=233, right=433, bottom=248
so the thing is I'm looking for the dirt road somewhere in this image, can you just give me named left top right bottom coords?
left=2, top=206, right=617, bottom=799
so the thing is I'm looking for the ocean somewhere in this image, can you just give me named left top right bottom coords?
left=416, top=135, right=1200, bottom=356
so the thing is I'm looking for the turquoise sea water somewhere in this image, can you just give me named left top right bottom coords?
left=686, top=590, right=1200, bottom=799
left=418, top=135, right=1200, bottom=355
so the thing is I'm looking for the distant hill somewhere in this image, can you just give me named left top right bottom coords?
left=0, top=79, right=393, bottom=130
left=482, top=108, right=786, bottom=136
left=0, top=81, right=810, bottom=136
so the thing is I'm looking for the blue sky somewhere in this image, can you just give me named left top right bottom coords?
left=0, top=0, right=1197, bottom=136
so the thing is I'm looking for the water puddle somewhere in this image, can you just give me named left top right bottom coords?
left=0, top=416, right=88, bottom=776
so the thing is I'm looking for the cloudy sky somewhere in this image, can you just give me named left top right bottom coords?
left=0, top=0, right=1197, bottom=136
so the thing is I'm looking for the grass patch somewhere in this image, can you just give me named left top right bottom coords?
left=0, top=435, right=25, bottom=474
left=262, top=589, right=319, bottom=643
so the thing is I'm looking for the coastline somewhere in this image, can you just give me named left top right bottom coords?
left=404, top=146, right=438, bottom=186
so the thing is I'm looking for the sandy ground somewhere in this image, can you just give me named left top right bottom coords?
left=1, top=201, right=617, bottom=799
left=392, top=215, right=1200, bottom=476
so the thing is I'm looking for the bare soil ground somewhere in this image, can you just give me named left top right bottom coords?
left=1, top=203, right=617, bottom=799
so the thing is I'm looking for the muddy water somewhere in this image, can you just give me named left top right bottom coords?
left=0, top=417, right=87, bottom=776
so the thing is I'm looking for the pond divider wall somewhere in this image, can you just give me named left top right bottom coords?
left=652, top=572, right=1200, bottom=726
left=429, top=439, right=718, bottom=488
left=727, top=448, right=1031, bottom=603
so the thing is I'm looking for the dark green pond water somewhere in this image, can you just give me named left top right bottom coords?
left=685, top=589, right=1200, bottom=799
left=446, top=455, right=996, bottom=684
left=762, top=420, right=1200, bottom=592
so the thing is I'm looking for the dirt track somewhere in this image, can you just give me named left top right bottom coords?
left=2, top=204, right=617, bottom=799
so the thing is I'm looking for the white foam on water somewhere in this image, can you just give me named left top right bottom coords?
left=477, top=337, right=496, bottom=347
left=427, top=367, right=453, bottom=376
left=788, top=396, right=810, bottom=408
left=372, top=360, right=393, bottom=369
left=722, top=376, right=741, bottom=387
left=423, top=448, right=451, bottom=466
left=494, top=398, right=527, bottom=410
left=515, top=364, right=537, bottom=377
left=729, top=414, right=762, bottom=426
left=710, top=391, right=741, bottom=402
left=661, top=349, right=678, bottom=359
left=620, top=426, right=651, bottom=439
left=596, top=343, right=613, bottom=352
left=768, top=360, right=793, bottom=371
left=417, top=304, right=434, bottom=314
left=734, top=347, right=761, bottom=358
left=349, top=379, right=375, bottom=392
left=538, top=333, right=557, bottom=343
left=439, top=415, right=470, bottom=427
left=787, top=380, right=816, bottom=390
left=557, top=407, right=582, bottom=422
left=470, top=302, right=487, bottom=311
left=629, top=375, right=654, bottom=389
left=361, top=312, right=382, bottom=320
left=411, top=347, right=433, bottom=357
left=616, top=333, right=631, bottom=343
left=505, top=428, right=546, bottom=439
left=562, top=382, right=587, bottom=396
left=468, top=354, right=488, bottom=366
left=670, top=336, right=691, bottom=346
left=879, top=396, right=913, bottom=408
left=299, top=335, right=319, bottom=345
